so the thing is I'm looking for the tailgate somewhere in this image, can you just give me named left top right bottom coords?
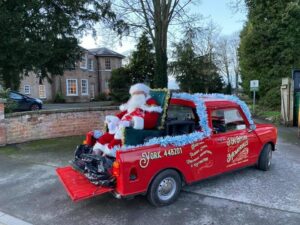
left=56, top=166, right=113, bottom=202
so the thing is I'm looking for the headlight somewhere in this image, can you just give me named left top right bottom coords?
left=35, top=99, right=43, bottom=104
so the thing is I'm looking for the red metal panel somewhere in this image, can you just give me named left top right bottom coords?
left=56, top=166, right=113, bottom=202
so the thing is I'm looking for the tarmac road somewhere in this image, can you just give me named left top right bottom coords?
left=0, top=120, right=299, bottom=225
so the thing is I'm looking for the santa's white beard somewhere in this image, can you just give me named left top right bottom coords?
left=127, top=94, right=146, bottom=113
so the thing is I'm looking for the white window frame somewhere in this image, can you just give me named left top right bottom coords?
left=66, top=79, right=78, bottom=96
left=105, top=58, right=111, bottom=70
left=87, top=58, right=94, bottom=71
left=24, top=85, right=31, bottom=95
left=80, top=54, right=87, bottom=69
left=81, top=79, right=89, bottom=96
left=39, top=85, right=46, bottom=99
left=105, top=79, right=109, bottom=89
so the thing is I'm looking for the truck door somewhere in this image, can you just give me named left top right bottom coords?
left=167, top=103, right=219, bottom=181
left=210, top=108, right=261, bottom=172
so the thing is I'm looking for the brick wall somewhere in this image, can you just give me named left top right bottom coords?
left=0, top=103, right=118, bottom=145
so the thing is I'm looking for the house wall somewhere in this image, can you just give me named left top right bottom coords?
left=18, top=50, right=123, bottom=103
left=0, top=103, right=118, bottom=145
left=53, top=51, right=98, bottom=103
left=97, top=57, right=122, bottom=93
left=19, top=72, right=53, bottom=102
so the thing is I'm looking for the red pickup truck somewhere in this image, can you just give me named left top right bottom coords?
left=56, top=92, right=277, bottom=206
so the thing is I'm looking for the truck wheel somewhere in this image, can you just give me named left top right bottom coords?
left=257, top=143, right=272, bottom=171
left=147, top=169, right=181, bottom=207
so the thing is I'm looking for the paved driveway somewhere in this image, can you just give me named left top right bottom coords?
left=0, top=121, right=299, bottom=225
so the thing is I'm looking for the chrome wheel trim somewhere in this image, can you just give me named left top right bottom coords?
left=268, top=148, right=272, bottom=167
left=157, top=177, right=177, bottom=201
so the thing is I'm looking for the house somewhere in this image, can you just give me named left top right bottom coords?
left=19, top=47, right=125, bottom=103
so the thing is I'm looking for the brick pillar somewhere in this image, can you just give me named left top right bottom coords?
left=0, top=99, right=6, bottom=146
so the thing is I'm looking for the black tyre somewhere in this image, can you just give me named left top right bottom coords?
left=147, top=169, right=181, bottom=206
left=30, top=104, right=40, bottom=111
left=257, top=143, right=272, bottom=171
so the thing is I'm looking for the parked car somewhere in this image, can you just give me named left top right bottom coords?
left=9, top=91, right=43, bottom=111
left=56, top=91, right=277, bottom=206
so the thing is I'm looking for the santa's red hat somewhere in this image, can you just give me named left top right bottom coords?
left=129, top=83, right=150, bottom=96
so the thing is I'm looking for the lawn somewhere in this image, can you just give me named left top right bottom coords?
left=0, top=135, right=84, bottom=166
left=248, top=104, right=281, bottom=124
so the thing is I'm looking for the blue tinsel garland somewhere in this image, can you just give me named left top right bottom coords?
left=108, top=92, right=253, bottom=157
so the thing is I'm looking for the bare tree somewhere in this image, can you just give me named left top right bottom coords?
left=193, top=21, right=221, bottom=92
left=112, top=0, right=198, bottom=88
left=216, top=32, right=241, bottom=94
left=229, top=32, right=241, bottom=94
left=217, top=36, right=232, bottom=88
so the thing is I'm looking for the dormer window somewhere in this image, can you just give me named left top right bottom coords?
left=105, top=58, right=111, bottom=70
left=80, top=54, right=87, bottom=69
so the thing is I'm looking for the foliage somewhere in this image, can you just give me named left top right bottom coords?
left=239, top=0, right=300, bottom=107
left=109, top=67, right=131, bottom=102
left=258, top=87, right=281, bottom=110
left=0, top=0, right=127, bottom=90
left=0, top=88, right=17, bottom=113
left=129, top=32, right=155, bottom=86
left=95, top=93, right=109, bottom=101
left=249, top=103, right=280, bottom=124
left=171, top=40, right=224, bottom=93
left=224, top=83, right=233, bottom=94
left=53, top=92, right=65, bottom=103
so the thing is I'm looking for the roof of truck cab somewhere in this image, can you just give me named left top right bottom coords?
left=170, top=97, right=239, bottom=108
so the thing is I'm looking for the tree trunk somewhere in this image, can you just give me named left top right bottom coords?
left=235, top=69, right=239, bottom=95
left=154, top=38, right=168, bottom=88
left=152, top=0, right=168, bottom=88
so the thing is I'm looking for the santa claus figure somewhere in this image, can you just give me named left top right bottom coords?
left=86, top=83, right=162, bottom=157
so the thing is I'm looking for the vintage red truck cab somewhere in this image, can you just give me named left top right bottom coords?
left=56, top=92, right=277, bottom=206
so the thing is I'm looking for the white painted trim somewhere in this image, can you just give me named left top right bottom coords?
left=80, top=54, right=87, bottom=69
left=81, top=79, right=89, bottom=96
left=66, top=79, right=78, bottom=96
left=104, top=58, right=111, bottom=70
left=87, top=58, right=94, bottom=71
left=24, top=85, right=31, bottom=95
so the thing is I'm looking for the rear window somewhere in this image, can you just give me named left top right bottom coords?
left=167, top=104, right=195, bottom=121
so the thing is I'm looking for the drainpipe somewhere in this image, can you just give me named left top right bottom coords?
left=96, top=56, right=101, bottom=95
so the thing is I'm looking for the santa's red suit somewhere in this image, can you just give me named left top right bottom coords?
left=85, top=97, right=162, bottom=155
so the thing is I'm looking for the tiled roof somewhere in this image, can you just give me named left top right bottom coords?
left=88, top=47, right=125, bottom=58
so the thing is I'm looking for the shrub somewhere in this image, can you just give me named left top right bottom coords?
left=53, top=92, right=65, bottom=103
left=109, top=67, right=131, bottom=103
left=259, top=87, right=281, bottom=110
left=0, top=88, right=17, bottom=113
left=95, top=93, right=108, bottom=101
